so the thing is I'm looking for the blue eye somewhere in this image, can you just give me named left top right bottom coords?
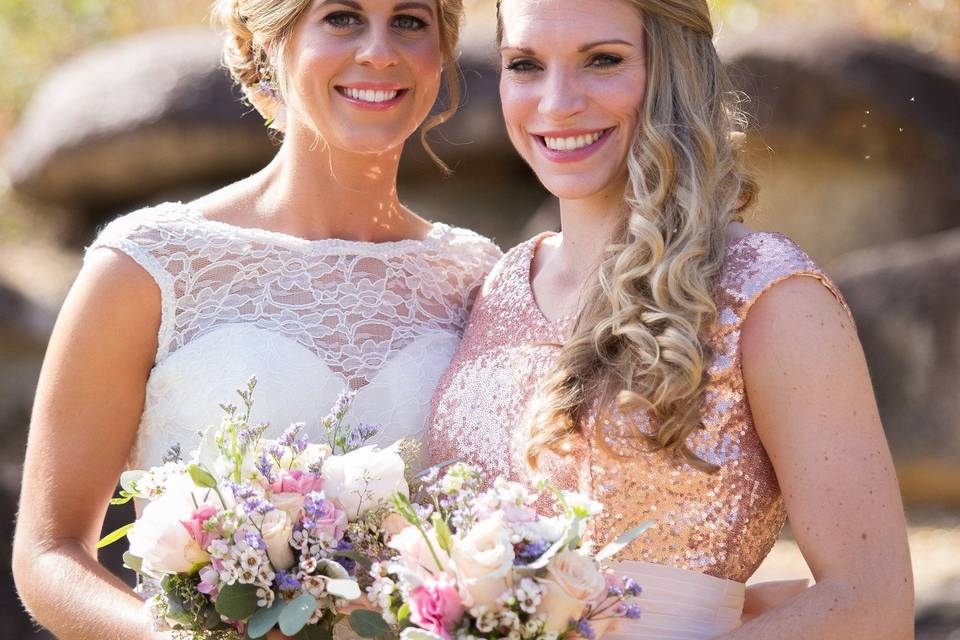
left=325, top=12, right=362, bottom=29
left=590, top=54, right=623, bottom=68
left=505, top=59, right=539, bottom=73
left=393, top=14, right=427, bottom=30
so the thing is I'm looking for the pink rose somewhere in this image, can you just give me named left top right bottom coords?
left=269, top=470, right=323, bottom=495
left=197, top=565, right=220, bottom=599
left=409, top=573, right=464, bottom=640
left=179, top=504, right=219, bottom=551
left=309, top=498, right=348, bottom=543
left=388, top=526, right=450, bottom=580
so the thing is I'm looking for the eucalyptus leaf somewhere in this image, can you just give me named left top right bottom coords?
left=96, top=522, right=134, bottom=549
left=331, top=549, right=372, bottom=570
left=214, top=582, right=260, bottom=620
left=349, top=610, right=393, bottom=638
left=247, top=600, right=288, bottom=638
left=295, top=623, right=334, bottom=640
left=279, top=592, right=317, bottom=636
left=325, top=578, right=361, bottom=600
left=595, top=520, right=655, bottom=562
left=413, top=459, right=457, bottom=479
left=188, top=463, right=218, bottom=489
left=120, top=470, right=145, bottom=494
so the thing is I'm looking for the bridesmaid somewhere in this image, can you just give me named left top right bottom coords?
left=427, top=0, right=913, bottom=637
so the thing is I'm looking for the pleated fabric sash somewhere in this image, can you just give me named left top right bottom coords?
left=603, top=560, right=745, bottom=639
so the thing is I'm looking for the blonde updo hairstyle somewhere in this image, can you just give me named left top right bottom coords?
left=497, top=0, right=758, bottom=472
left=212, top=0, right=465, bottom=171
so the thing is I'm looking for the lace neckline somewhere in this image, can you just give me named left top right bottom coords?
left=173, top=202, right=451, bottom=255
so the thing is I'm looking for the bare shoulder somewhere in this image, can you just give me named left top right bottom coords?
left=186, top=177, right=259, bottom=227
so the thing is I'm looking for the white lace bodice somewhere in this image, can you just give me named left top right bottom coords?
left=85, top=202, right=501, bottom=470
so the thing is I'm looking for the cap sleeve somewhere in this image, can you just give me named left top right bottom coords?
left=719, top=232, right=856, bottom=329
left=84, top=203, right=185, bottom=362
left=443, top=227, right=503, bottom=314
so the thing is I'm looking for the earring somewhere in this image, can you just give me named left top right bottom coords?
left=258, top=62, right=279, bottom=101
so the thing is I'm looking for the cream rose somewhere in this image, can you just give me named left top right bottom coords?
left=322, top=444, right=408, bottom=521
left=271, top=492, right=306, bottom=523
left=127, top=475, right=211, bottom=576
left=538, top=551, right=607, bottom=633
left=450, top=516, right=514, bottom=609
left=388, top=525, right=450, bottom=580
left=260, top=510, right=295, bottom=571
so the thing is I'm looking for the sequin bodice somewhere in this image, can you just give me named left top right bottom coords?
left=426, top=231, right=854, bottom=583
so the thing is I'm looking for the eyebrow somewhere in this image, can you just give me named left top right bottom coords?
left=316, top=0, right=436, bottom=17
left=500, top=39, right=635, bottom=54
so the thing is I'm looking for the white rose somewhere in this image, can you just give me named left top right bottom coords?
left=450, top=516, right=514, bottom=609
left=260, top=510, right=295, bottom=571
left=127, top=475, right=211, bottom=576
left=538, top=551, right=607, bottom=633
left=322, top=444, right=408, bottom=521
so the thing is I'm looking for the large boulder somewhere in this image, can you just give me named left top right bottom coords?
left=830, top=228, right=960, bottom=506
left=2, top=28, right=277, bottom=240
left=722, top=29, right=960, bottom=261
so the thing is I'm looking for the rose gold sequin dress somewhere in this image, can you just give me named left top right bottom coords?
left=426, top=231, right=854, bottom=638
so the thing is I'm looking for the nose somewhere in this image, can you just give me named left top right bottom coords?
left=538, top=68, right=588, bottom=122
left=355, top=25, right=399, bottom=70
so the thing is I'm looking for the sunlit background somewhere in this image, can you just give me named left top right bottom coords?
left=1, top=1, right=958, bottom=638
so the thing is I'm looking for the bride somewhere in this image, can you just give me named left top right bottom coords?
left=11, top=0, right=498, bottom=638
left=427, top=0, right=914, bottom=637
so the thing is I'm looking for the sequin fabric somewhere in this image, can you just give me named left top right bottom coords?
left=426, top=231, right=855, bottom=583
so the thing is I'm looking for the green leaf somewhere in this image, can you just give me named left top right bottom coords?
left=349, top=610, right=393, bottom=638
left=96, top=522, right=134, bottom=549
left=414, top=459, right=457, bottom=479
left=188, top=463, right=218, bottom=489
left=110, top=494, right=134, bottom=505
left=120, top=470, right=145, bottom=494
left=595, top=520, right=655, bottom=562
left=331, top=549, right=372, bottom=571
left=122, top=552, right=144, bottom=576
left=279, top=592, right=317, bottom=636
left=295, top=623, right=334, bottom=640
left=431, top=513, right=453, bottom=555
left=247, top=599, right=288, bottom=638
left=214, top=582, right=260, bottom=620
left=397, top=602, right=411, bottom=626
left=325, top=578, right=361, bottom=600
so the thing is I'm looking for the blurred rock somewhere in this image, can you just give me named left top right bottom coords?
left=722, top=29, right=960, bottom=261
left=831, top=228, right=960, bottom=506
left=2, top=28, right=276, bottom=242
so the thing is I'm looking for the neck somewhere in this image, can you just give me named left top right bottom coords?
left=553, top=180, right=628, bottom=277
left=252, top=121, right=414, bottom=242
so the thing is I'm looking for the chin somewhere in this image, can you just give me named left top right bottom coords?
left=534, top=171, right=621, bottom=202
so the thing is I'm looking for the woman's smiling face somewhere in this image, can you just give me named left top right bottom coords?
left=498, top=0, right=648, bottom=201
left=282, top=0, right=443, bottom=154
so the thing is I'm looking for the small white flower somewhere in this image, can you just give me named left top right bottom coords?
left=472, top=606, right=496, bottom=633
left=219, top=564, right=239, bottom=585
left=499, top=610, right=521, bottom=631
left=300, top=555, right=318, bottom=574
left=238, top=568, right=258, bottom=584
left=524, top=619, right=543, bottom=636
left=256, top=587, right=275, bottom=608
left=239, top=548, right=261, bottom=569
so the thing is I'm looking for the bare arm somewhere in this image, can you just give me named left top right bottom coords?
left=12, top=248, right=170, bottom=639
left=717, top=276, right=913, bottom=639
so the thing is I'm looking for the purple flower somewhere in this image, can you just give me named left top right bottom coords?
left=256, top=452, right=276, bottom=483
left=244, top=497, right=275, bottom=515
left=515, top=541, right=550, bottom=565
left=623, top=577, right=642, bottom=597
left=279, top=423, right=305, bottom=448
left=625, top=603, right=642, bottom=620
left=577, top=619, right=596, bottom=640
left=275, top=570, right=301, bottom=593
left=240, top=530, right=267, bottom=550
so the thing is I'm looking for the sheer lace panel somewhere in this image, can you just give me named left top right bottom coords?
left=85, top=202, right=502, bottom=389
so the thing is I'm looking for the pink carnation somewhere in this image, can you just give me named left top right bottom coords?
left=179, top=504, right=218, bottom=551
left=197, top=565, right=220, bottom=599
left=409, top=573, right=464, bottom=640
left=269, top=470, right=323, bottom=495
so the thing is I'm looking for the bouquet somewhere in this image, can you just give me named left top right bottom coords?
left=352, top=463, right=651, bottom=640
left=99, top=378, right=414, bottom=639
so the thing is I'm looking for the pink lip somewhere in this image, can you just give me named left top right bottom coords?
left=532, top=128, right=615, bottom=163
left=335, top=85, right=409, bottom=111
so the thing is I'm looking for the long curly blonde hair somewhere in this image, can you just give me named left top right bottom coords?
left=497, top=0, right=758, bottom=472
left=211, top=0, right=465, bottom=170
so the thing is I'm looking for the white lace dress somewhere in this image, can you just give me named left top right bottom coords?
left=85, top=201, right=501, bottom=471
